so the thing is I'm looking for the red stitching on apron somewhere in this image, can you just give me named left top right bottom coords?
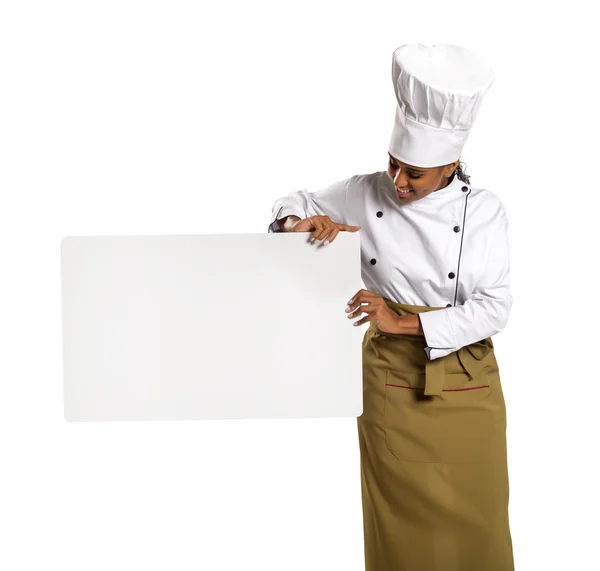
left=443, top=385, right=489, bottom=391
left=386, top=383, right=489, bottom=392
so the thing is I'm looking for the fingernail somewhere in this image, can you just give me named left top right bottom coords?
left=353, top=322, right=359, bottom=326
left=323, top=240, right=329, bottom=246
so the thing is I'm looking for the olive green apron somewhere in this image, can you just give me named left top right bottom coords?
left=357, top=300, right=514, bottom=571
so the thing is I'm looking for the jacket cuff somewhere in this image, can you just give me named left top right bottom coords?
left=268, top=207, right=303, bottom=233
left=424, top=346, right=457, bottom=360
left=418, top=310, right=457, bottom=360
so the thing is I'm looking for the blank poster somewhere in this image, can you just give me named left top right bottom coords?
left=61, top=232, right=364, bottom=421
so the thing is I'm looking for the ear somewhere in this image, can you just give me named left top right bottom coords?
left=443, top=160, right=460, bottom=177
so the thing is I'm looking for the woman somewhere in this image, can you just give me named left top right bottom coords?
left=268, top=43, right=514, bottom=571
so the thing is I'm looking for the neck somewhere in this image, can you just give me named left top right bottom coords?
left=435, top=171, right=456, bottom=192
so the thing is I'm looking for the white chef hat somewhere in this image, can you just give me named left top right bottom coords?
left=388, top=43, right=495, bottom=168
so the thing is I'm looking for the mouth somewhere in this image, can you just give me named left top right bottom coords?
left=396, top=188, right=414, bottom=198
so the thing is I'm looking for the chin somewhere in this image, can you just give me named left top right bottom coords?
left=397, top=192, right=418, bottom=201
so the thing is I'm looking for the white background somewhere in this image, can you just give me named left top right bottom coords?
left=1, top=1, right=598, bottom=569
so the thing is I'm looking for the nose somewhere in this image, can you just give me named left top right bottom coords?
left=392, top=166, right=409, bottom=187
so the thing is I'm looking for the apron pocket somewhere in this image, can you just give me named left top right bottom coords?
left=383, top=368, right=506, bottom=464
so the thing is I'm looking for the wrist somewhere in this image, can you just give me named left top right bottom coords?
left=393, top=314, right=423, bottom=335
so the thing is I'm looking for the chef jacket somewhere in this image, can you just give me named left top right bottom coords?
left=267, top=170, right=513, bottom=361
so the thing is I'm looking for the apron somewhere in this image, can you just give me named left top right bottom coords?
left=357, top=300, right=514, bottom=571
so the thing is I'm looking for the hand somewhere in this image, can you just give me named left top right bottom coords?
left=290, top=215, right=361, bottom=244
left=345, top=289, right=402, bottom=333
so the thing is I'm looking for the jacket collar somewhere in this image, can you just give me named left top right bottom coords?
left=397, top=170, right=469, bottom=210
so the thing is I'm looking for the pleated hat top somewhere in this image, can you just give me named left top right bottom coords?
left=388, top=43, right=495, bottom=168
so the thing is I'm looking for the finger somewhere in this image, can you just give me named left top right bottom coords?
left=358, top=290, right=381, bottom=298
left=311, top=220, right=333, bottom=242
left=347, top=289, right=375, bottom=308
left=310, top=222, right=327, bottom=242
left=338, top=224, right=361, bottom=232
left=348, top=289, right=368, bottom=305
left=348, top=304, right=377, bottom=319
left=347, top=301, right=379, bottom=318
left=353, top=313, right=375, bottom=327
left=321, top=226, right=340, bottom=245
left=348, top=289, right=380, bottom=306
left=346, top=297, right=369, bottom=313
left=347, top=293, right=359, bottom=307
left=320, top=222, right=338, bottom=244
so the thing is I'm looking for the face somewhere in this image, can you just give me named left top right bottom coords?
left=387, top=153, right=459, bottom=203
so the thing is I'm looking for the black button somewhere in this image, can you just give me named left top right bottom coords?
left=446, top=303, right=452, bottom=307
left=461, top=185, right=468, bottom=192
left=370, top=258, right=377, bottom=265
left=453, top=225, right=460, bottom=232
left=448, top=272, right=455, bottom=279
left=376, top=211, right=383, bottom=218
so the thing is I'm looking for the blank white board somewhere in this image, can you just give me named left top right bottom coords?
left=61, top=232, right=364, bottom=421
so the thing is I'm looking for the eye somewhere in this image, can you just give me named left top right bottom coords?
left=389, top=159, right=423, bottom=179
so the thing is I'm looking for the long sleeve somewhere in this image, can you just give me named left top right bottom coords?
left=417, top=204, right=513, bottom=360
left=267, top=176, right=353, bottom=232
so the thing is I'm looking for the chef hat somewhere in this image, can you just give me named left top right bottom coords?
left=388, top=43, right=495, bottom=168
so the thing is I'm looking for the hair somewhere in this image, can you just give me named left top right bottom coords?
left=454, top=160, right=470, bottom=184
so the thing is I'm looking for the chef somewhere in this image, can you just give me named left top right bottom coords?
left=268, top=43, right=515, bottom=571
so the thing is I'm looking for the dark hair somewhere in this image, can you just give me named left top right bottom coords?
left=454, top=160, right=470, bottom=184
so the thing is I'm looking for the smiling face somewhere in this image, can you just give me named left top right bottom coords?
left=387, top=153, right=460, bottom=203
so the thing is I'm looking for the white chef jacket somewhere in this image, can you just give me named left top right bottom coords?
left=267, top=170, right=513, bottom=361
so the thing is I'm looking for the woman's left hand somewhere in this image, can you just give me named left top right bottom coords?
left=345, top=289, right=402, bottom=333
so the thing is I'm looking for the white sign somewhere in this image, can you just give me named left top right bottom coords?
left=61, top=232, right=364, bottom=421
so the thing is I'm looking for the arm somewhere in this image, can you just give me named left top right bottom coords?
left=267, top=176, right=353, bottom=232
left=394, top=314, right=425, bottom=336
left=416, top=204, right=513, bottom=360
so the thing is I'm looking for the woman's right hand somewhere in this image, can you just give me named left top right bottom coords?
left=287, top=215, right=361, bottom=244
